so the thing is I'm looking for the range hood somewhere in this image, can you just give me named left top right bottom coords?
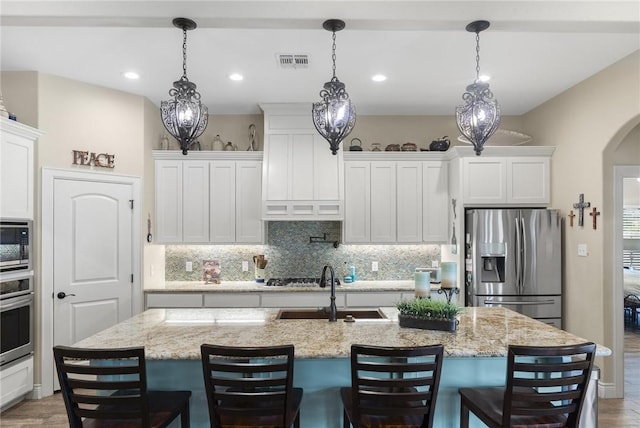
left=260, top=104, right=344, bottom=221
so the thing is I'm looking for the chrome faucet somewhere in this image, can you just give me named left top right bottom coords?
left=319, top=264, right=338, bottom=322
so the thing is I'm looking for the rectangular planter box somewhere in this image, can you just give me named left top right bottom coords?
left=398, top=314, right=457, bottom=332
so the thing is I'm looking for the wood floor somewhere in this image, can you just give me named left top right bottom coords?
left=2, top=329, right=640, bottom=427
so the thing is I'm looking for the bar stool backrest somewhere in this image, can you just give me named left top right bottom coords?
left=53, top=345, right=150, bottom=427
left=350, top=344, right=444, bottom=428
left=200, top=344, right=299, bottom=428
left=503, top=342, right=596, bottom=427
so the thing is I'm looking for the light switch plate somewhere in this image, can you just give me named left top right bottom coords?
left=577, top=244, right=588, bottom=257
left=242, top=261, right=249, bottom=272
left=371, top=261, right=379, bottom=272
left=186, top=261, right=193, bottom=271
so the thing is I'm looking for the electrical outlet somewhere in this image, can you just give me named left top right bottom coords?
left=577, top=244, right=588, bottom=257
left=371, top=261, right=379, bottom=272
left=432, top=260, right=439, bottom=268
left=186, top=261, right=193, bottom=272
left=242, top=261, right=249, bottom=272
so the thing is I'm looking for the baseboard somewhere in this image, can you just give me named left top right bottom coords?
left=598, top=381, right=620, bottom=399
left=26, top=384, right=43, bottom=400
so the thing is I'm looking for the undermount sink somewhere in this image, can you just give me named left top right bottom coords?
left=276, top=308, right=387, bottom=320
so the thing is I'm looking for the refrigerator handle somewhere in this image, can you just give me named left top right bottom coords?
left=483, top=300, right=556, bottom=306
left=515, top=217, right=522, bottom=294
left=520, top=215, right=526, bottom=295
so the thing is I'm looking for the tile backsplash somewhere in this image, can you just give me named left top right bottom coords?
left=165, top=221, right=441, bottom=281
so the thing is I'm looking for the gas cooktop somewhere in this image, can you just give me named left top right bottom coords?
left=265, top=277, right=341, bottom=287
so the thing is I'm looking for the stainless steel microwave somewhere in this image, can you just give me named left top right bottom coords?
left=0, top=220, right=32, bottom=273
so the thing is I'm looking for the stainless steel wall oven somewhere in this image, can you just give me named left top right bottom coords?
left=1, top=273, right=34, bottom=366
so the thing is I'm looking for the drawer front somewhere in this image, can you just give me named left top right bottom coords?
left=203, top=293, right=261, bottom=308
left=145, top=293, right=203, bottom=308
left=346, top=292, right=403, bottom=307
left=261, top=292, right=345, bottom=308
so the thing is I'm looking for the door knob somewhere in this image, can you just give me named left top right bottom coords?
left=57, top=292, right=76, bottom=299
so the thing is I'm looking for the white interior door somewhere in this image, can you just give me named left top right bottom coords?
left=53, top=179, right=133, bottom=347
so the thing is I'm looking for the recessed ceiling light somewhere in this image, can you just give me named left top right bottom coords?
left=229, top=73, right=244, bottom=81
left=372, top=74, right=387, bottom=82
left=478, top=74, right=491, bottom=82
left=123, top=71, right=140, bottom=80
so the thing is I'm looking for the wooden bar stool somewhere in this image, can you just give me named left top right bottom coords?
left=200, top=344, right=303, bottom=428
left=459, top=342, right=596, bottom=428
left=53, top=345, right=192, bottom=428
left=341, top=343, right=444, bottom=428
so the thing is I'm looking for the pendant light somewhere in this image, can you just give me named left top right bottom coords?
left=160, top=18, right=208, bottom=155
left=455, top=20, right=500, bottom=156
left=312, top=19, right=356, bottom=155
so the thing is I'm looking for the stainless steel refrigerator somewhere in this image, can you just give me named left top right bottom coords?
left=464, top=208, right=562, bottom=328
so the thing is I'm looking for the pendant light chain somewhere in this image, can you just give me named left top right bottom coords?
left=475, top=31, right=481, bottom=82
left=331, top=31, right=337, bottom=79
left=182, top=27, right=188, bottom=79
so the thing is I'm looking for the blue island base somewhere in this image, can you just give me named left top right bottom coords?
left=147, top=357, right=506, bottom=428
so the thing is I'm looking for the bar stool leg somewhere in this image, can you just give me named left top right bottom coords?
left=460, top=398, right=470, bottom=428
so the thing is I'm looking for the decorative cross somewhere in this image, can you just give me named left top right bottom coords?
left=572, top=193, right=591, bottom=227
left=590, top=207, right=601, bottom=230
left=568, top=210, right=576, bottom=227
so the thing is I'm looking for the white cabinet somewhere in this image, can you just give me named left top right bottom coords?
left=370, top=162, right=397, bottom=242
left=454, top=147, right=553, bottom=206
left=155, top=160, right=183, bottom=243
left=183, top=161, right=210, bottom=243
left=423, top=161, right=450, bottom=242
left=155, top=159, right=210, bottom=243
left=0, top=119, right=42, bottom=219
left=0, top=356, right=34, bottom=411
left=154, top=152, right=264, bottom=244
left=344, top=153, right=449, bottom=244
left=261, top=104, right=344, bottom=220
left=344, top=161, right=370, bottom=243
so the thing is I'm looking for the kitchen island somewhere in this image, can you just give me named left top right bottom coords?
left=75, top=307, right=609, bottom=428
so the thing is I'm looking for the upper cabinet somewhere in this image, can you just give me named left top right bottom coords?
left=0, top=118, right=43, bottom=219
left=451, top=147, right=553, bottom=206
left=154, top=152, right=264, bottom=244
left=344, top=153, right=449, bottom=244
left=260, top=104, right=344, bottom=220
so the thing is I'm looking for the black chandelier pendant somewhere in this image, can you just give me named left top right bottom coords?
left=455, top=20, right=501, bottom=156
left=160, top=18, right=209, bottom=155
left=312, top=19, right=356, bottom=155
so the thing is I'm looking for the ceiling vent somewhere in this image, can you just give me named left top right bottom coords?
left=277, top=54, right=309, bottom=69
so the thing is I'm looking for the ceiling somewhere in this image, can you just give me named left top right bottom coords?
left=1, top=1, right=639, bottom=115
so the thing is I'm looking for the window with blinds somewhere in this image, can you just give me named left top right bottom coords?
left=623, top=207, right=640, bottom=269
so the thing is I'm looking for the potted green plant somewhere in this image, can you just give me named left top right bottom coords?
left=396, top=298, right=463, bottom=332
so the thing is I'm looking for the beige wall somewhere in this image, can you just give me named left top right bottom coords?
left=347, top=115, right=524, bottom=151
left=522, top=50, right=640, bottom=390
left=1, top=71, right=39, bottom=127
left=1, top=72, right=150, bottom=386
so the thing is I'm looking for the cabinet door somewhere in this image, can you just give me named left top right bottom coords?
left=263, top=134, right=289, bottom=201
left=507, top=157, right=550, bottom=204
left=290, top=134, right=315, bottom=200
left=313, top=134, right=343, bottom=201
left=396, top=162, right=423, bottom=243
left=155, top=160, right=183, bottom=243
left=370, top=162, right=396, bottom=243
left=210, top=161, right=236, bottom=243
left=236, top=161, right=264, bottom=243
left=0, top=132, right=34, bottom=219
left=344, top=162, right=371, bottom=243
left=423, top=161, right=449, bottom=242
left=182, top=161, right=210, bottom=243
left=462, top=158, right=506, bottom=204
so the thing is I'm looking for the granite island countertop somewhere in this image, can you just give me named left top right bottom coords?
left=144, top=280, right=428, bottom=293
left=74, top=307, right=610, bottom=359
